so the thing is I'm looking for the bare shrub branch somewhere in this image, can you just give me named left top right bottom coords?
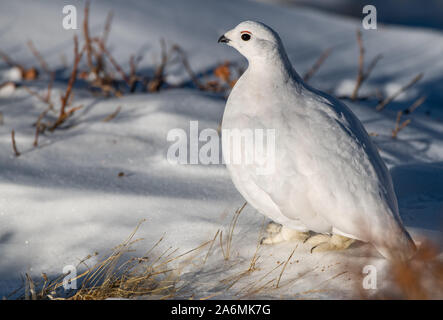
left=376, top=73, right=423, bottom=111
left=303, top=48, right=332, bottom=83
left=11, top=130, right=20, bottom=157
left=147, top=39, right=169, bottom=92
left=171, top=44, right=203, bottom=90
left=350, top=30, right=382, bottom=100
left=27, top=40, right=51, bottom=74
left=0, top=50, right=24, bottom=72
left=94, top=38, right=130, bottom=86
left=391, top=95, right=426, bottom=138
left=49, top=35, right=85, bottom=131
left=83, top=1, right=95, bottom=73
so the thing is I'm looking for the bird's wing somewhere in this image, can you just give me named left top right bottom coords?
left=263, top=86, right=401, bottom=239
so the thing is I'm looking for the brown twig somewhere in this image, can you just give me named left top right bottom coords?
left=171, top=44, right=203, bottom=90
left=129, top=56, right=137, bottom=78
left=49, top=36, right=85, bottom=131
left=83, top=1, right=95, bottom=73
left=129, top=55, right=142, bottom=92
left=351, top=30, right=364, bottom=100
left=102, top=106, right=122, bottom=122
left=147, top=39, right=169, bottom=92
left=376, top=73, right=423, bottom=111
left=23, top=86, right=53, bottom=145
left=0, top=50, right=24, bottom=72
left=23, top=76, right=54, bottom=108
left=102, top=11, right=114, bottom=47
left=27, top=40, right=51, bottom=74
left=90, top=82, right=122, bottom=97
left=147, top=41, right=202, bottom=93
left=391, top=95, right=426, bottom=138
left=94, top=38, right=130, bottom=86
left=90, top=11, right=113, bottom=80
left=350, top=30, right=382, bottom=101
left=61, top=36, right=82, bottom=115
left=404, top=95, right=426, bottom=114
left=33, top=108, right=50, bottom=147
left=0, top=49, right=38, bottom=80
left=392, top=111, right=410, bottom=139
left=45, top=72, right=55, bottom=103
left=11, top=130, right=20, bottom=157
left=365, top=54, right=383, bottom=80
left=303, top=48, right=332, bottom=83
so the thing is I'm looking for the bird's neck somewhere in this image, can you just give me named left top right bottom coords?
left=246, top=47, right=302, bottom=84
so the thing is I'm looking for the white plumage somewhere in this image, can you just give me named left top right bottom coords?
left=219, top=21, right=416, bottom=260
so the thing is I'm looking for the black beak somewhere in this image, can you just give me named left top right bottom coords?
left=218, top=35, right=230, bottom=43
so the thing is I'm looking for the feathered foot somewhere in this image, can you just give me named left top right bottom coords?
left=261, top=224, right=310, bottom=245
left=265, top=221, right=282, bottom=234
left=305, top=234, right=355, bottom=253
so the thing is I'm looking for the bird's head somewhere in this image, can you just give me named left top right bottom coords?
left=218, top=21, right=284, bottom=62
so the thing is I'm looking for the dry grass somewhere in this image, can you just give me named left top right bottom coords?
left=9, top=202, right=253, bottom=300
left=6, top=205, right=443, bottom=300
left=7, top=203, right=284, bottom=300
left=219, top=202, right=247, bottom=261
left=8, top=220, right=215, bottom=300
left=276, top=246, right=297, bottom=288
left=203, top=229, right=220, bottom=266
left=248, top=217, right=266, bottom=272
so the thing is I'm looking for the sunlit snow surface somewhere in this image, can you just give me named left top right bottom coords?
left=0, top=0, right=442, bottom=299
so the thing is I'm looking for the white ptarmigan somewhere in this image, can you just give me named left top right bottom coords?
left=218, top=21, right=416, bottom=260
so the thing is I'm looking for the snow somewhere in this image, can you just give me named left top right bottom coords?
left=257, top=0, right=443, bottom=31
left=0, top=67, right=22, bottom=83
left=0, top=0, right=442, bottom=299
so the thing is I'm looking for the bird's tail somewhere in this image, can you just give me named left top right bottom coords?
left=373, top=221, right=417, bottom=261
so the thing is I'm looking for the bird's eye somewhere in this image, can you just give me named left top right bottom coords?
left=241, top=33, right=251, bottom=41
